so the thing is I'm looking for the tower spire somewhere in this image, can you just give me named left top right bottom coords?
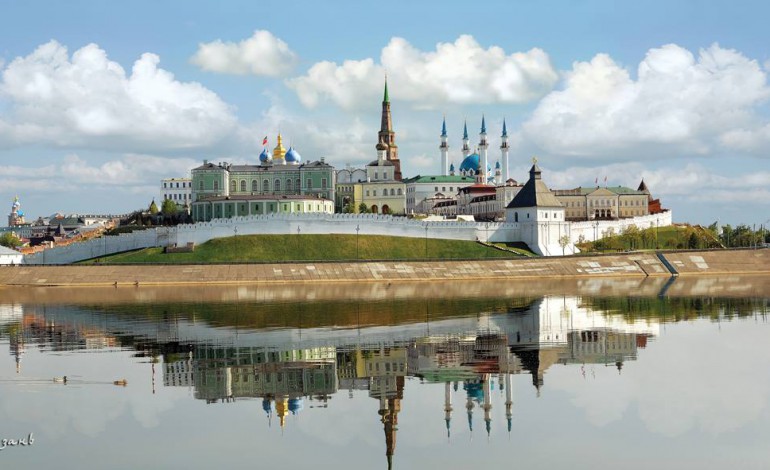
left=383, top=75, right=389, bottom=103
left=378, top=76, right=401, bottom=180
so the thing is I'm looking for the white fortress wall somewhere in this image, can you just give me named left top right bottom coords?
left=22, top=211, right=673, bottom=264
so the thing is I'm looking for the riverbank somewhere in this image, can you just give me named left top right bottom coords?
left=0, top=248, right=767, bottom=287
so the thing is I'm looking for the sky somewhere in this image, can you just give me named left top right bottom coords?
left=1, top=0, right=769, bottom=226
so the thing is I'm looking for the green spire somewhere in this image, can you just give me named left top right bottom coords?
left=383, top=77, right=389, bottom=103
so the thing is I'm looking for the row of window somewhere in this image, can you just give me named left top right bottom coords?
left=163, top=181, right=190, bottom=189
left=163, top=193, right=189, bottom=201
left=563, top=199, right=645, bottom=208
left=365, top=188, right=403, bottom=197
left=199, top=178, right=329, bottom=192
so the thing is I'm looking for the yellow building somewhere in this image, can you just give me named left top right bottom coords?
left=553, top=182, right=651, bottom=220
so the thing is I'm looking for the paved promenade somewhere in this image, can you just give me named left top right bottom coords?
left=0, top=249, right=767, bottom=287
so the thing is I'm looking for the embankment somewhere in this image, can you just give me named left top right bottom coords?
left=0, top=248, right=767, bottom=287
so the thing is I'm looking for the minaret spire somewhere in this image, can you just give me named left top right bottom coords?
left=461, top=120, right=470, bottom=158
left=440, top=117, right=449, bottom=176
left=500, top=118, right=510, bottom=182
left=478, top=116, right=489, bottom=185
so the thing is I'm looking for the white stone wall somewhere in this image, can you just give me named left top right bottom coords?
left=22, top=211, right=673, bottom=264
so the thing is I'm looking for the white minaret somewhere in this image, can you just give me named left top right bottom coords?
left=500, top=118, right=509, bottom=182
left=461, top=120, right=470, bottom=158
left=504, top=372, right=513, bottom=435
left=478, top=115, right=489, bottom=184
left=440, top=117, right=449, bottom=176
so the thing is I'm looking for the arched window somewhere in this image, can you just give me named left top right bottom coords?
left=296, top=178, right=301, bottom=190
left=275, top=179, right=281, bottom=191
left=397, top=188, right=402, bottom=195
left=240, top=180, right=246, bottom=192
left=199, top=181, right=203, bottom=190
left=263, top=179, right=269, bottom=192
left=213, top=180, right=219, bottom=191
left=252, top=180, right=258, bottom=192
left=390, top=189, right=395, bottom=196
left=286, top=179, right=293, bottom=191
left=514, top=212, right=519, bottom=222
left=230, top=180, right=236, bottom=192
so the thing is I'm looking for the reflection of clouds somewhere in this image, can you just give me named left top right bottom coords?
left=1, top=350, right=179, bottom=439
left=552, top=319, right=770, bottom=437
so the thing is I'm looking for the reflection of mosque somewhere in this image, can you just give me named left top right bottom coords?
left=3, top=296, right=660, bottom=469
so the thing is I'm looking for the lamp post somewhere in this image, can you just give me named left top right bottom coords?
left=356, top=224, right=360, bottom=260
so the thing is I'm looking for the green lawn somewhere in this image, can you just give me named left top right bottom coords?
left=87, top=234, right=522, bottom=264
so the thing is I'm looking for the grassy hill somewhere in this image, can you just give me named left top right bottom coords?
left=88, top=234, right=522, bottom=264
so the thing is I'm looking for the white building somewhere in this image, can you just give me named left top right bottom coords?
left=506, top=161, right=573, bottom=256
left=404, top=175, right=476, bottom=214
left=0, top=245, right=23, bottom=265
left=160, top=178, right=192, bottom=207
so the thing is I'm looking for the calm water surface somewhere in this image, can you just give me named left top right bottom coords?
left=1, top=277, right=769, bottom=469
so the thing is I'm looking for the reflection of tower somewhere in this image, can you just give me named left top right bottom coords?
left=9, top=328, right=25, bottom=374
left=262, top=396, right=273, bottom=427
left=443, top=381, right=453, bottom=439
left=276, top=395, right=289, bottom=429
left=482, top=374, right=492, bottom=438
left=377, top=376, right=403, bottom=470
left=504, top=373, right=513, bottom=435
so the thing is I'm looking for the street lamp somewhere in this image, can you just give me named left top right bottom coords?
left=356, top=224, right=360, bottom=260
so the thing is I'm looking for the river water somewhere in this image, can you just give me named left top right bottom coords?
left=1, top=276, right=768, bottom=469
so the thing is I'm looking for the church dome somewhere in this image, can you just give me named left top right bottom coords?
left=259, top=148, right=270, bottom=162
left=288, top=397, right=304, bottom=414
left=285, top=147, right=301, bottom=164
left=495, top=161, right=501, bottom=169
left=459, top=153, right=480, bottom=172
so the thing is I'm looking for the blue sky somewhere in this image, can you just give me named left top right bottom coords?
left=1, top=0, right=769, bottom=225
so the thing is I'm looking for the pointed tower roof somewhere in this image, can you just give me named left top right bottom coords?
left=637, top=179, right=650, bottom=193
left=441, top=117, right=447, bottom=137
left=463, top=121, right=468, bottom=140
left=481, top=115, right=486, bottom=134
left=383, top=77, right=389, bottom=103
left=502, top=119, right=508, bottom=137
left=506, top=159, right=563, bottom=209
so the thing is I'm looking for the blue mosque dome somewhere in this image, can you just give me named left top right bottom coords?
left=259, top=148, right=270, bottom=162
left=285, top=147, right=301, bottom=164
left=495, top=161, right=501, bottom=169
left=449, top=162, right=455, bottom=172
left=288, top=398, right=304, bottom=414
left=262, top=398, right=272, bottom=414
left=459, top=153, right=480, bottom=173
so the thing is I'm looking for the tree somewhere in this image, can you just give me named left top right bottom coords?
left=0, top=232, right=22, bottom=249
left=558, top=234, right=571, bottom=255
left=687, top=232, right=699, bottom=249
left=358, top=203, right=369, bottom=214
left=149, top=199, right=159, bottom=215
left=161, top=198, right=178, bottom=215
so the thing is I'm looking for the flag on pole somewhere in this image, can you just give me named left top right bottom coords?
left=604, top=176, right=607, bottom=185
left=262, top=136, right=268, bottom=146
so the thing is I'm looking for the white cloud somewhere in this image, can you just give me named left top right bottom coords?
left=0, top=40, right=237, bottom=151
left=540, top=161, right=770, bottom=205
left=287, top=35, right=558, bottom=110
left=522, top=43, right=770, bottom=158
left=0, top=154, right=198, bottom=193
left=190, top=30, right=297, bottom=77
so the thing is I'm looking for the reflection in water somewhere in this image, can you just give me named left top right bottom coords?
left=0, top=289, right=768, bottom=469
